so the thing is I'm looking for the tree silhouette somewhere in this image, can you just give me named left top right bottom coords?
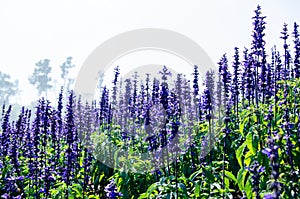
left=29, top=59, right=52, bottom=97
left=0, top=71, right=19, bottom=105
left=60, top=57, right=75, bottom=91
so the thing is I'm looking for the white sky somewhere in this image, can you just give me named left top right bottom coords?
left=0, top=0, right=299, bottom=105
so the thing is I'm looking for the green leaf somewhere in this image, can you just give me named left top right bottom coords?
left=236, top=143, right=246, bottom=168
left=239, top=117, right=248, bottom=137
left=72, top=183, right=83, bottom=196
left=244, top=150, right=252, bottom=166
left=147, top=182, right=160, bottom=195
left=225, top=171, right=237, bottom=184
left=246, top=132, right=255, bottom=155
left=194, top=182, right=201, bottom=197
left=245, top=178, right=252, bottom=199
left=88, top=195, right=100, bottom=199
left=189, top=170, right=202, bottom=181
left=224, top=177, right=230, bottom=188
left=138, top=193, right=148, bottom=199
left=237, top=168, right=247, bottom=191
left=50, top=189, right=59, bottom=198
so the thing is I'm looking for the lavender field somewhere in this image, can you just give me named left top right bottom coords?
left=1, top=5, right=300, bottom=199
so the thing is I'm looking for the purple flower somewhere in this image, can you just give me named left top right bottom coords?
left=202, top=88, right=212, bottom=120
left=263, top=136, right=282, bottom=198
left=266, top=60, right=274, bottom=100
left=82, top=149, right=93, bottom=193
left=232, top=47, right=241, bottom=111
left=104, top=178, right=123, bottom=199
left=1, top=105, right=12, bottom=159
left=1, top=194, right=9, bottom=199
left=192, top=65, right=199, bottom=96
left=280, top=23, right=290, bottom=79
left=146, top=135, right=158, bottom=152
left=100, top=86, right=110, bottom=126
left=159, top=65, right=172, bottom=85
left=260, top=50, right=268, bottom=102
left=243, top=49, right=254, bottom=105
left=199, top=136, right=208, bottom=162
left=247, top=161, right=265, bottom=198
left=264, top=193, right=275, bottom=199
left=262, top=145, right=279, bottom=160
left=293, top=22, right=300, bottom=78
left=160, top=84, right=169, bottom=111
left=219, top=54, right=231, bottom=105
left=251, top=5, right=267, bottom=57
left=120, top=131, right=130, bottom=141
left=205, top=70, right=215, bottom=106
left=63, top=91, right=78, bottom=192
left=152, top=78, right=160, bottom=105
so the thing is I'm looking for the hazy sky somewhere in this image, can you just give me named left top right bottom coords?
left=0, top=0, right=299, bottom=105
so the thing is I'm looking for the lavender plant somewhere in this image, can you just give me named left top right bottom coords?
left=0, top=5, right=300, bottom=199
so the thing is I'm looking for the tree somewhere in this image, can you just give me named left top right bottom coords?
left=60, top=57, right=75, bottom=91
left=29, top=59, right=52, bottom=97
left=0, top=71, right=19, bottom=105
